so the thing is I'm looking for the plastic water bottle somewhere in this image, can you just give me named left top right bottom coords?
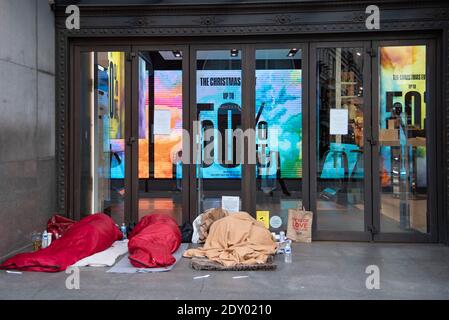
left=279, top=231, right=286, bottom=243
left=278, top=231, right=286, bottom=253
left=47, top=233, right=52, bottom=247
left=284, top=240, right=292, bottom=264
left=120, top=223, right=127, bottom=240
left=42, top=230, right=48, bottom=249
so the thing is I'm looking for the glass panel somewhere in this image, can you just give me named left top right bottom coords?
left=255, top=48, right=303, bottom=232
left=79, top=52, right=126, bottom=223
left=378, top=45, right=428, bottom=234
left=196, top=49, right=242, bottom=215
left=137, top=51, right=183, bottom=224
left=316, top=47, right=365, bottom=231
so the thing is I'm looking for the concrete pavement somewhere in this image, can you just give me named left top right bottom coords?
left=1, top=242, right=449, bottom=300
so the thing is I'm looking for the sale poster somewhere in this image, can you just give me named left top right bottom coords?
left=197, top=69, right=302, bottom=179
left=379, top=45, right=427, bottom=180
left=380, top=45, right=426, bottom=129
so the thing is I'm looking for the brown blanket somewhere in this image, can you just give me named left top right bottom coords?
left=184, top=212, right=277, bottom=267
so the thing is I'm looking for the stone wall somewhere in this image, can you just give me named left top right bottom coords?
left=0, top=0, right=55, bottom=259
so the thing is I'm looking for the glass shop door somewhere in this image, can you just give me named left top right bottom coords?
left=130, top=46, right=190, bottom=225
left=310, top=40, right=437, bottom=242
left=250, top=44, right=308, bottom=233
left=74, top=47, right=133, bottom=225
left=371, top=40, right=436, bottom=242
left=310, top=42, right=373, bottom=241
left=190, top=45, right=245, bottom=218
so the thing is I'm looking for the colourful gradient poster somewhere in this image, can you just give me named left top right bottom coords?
left=138, top=57, right=149, bottom=179
left=197, top=70, right=243, bottom=179
left=153, top=70, right=183, bottom=179
left=108, top=52, right=126, bottom=180
left=379, top=45, right=427, bottom=179
left=256, top=69, right=302, bottom=179
left=113, top=68, right=302, bottom=180
left=380, top=45, right=426, bottom=129
left=197, top=69, right=302, bottom=179
left=113, top=68, right=183, bottom=180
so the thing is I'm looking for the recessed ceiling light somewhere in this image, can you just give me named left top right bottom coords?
left=172, top=50, right=182, bottom=58
left=287, top=48, right=298, bottom=57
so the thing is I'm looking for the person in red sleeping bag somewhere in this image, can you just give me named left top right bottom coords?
left=128, top=213, right=181, bottom=268
left=0, top=213, right=122, bottom=272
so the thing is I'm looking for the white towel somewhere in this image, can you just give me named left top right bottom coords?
left=72, top=240, right=128, bottom=267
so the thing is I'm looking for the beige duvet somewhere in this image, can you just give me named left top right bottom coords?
left=183, top=212, right=277, bottom=267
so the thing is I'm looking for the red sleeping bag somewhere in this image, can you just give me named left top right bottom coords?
left=47, top=214, right=76, bottom=239
left=128, top=213, right=181, bottom=268
left=0, top=213, right=122, bottom=272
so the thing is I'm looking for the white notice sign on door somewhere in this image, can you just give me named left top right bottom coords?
left=221, top=196, right=240, bottom=213
left=329, top=108, right=349, bottom=135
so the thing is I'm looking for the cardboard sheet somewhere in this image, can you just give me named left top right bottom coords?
left=107, top=243, right=188, bottom=273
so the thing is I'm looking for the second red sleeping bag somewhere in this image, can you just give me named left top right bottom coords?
left=128, top=213, right=181, bottom=268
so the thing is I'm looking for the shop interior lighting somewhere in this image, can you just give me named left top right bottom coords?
left=287, top=48, right=298, bottom=57
left=172, top=50, right=182, bottom=58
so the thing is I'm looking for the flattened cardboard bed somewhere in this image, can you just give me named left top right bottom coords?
left=108, top=243, right=188, bottom=273
left=190, top=256, right=277, bottom=271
